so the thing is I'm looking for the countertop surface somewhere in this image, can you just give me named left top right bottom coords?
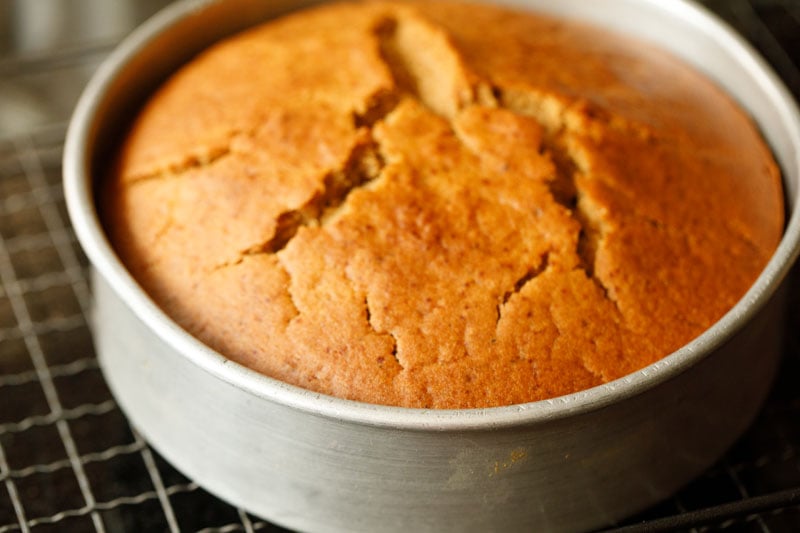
left=0, top=0, right=799, bottom=531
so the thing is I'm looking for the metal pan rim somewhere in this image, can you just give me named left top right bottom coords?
left=64, top=0, right=800, bottom=431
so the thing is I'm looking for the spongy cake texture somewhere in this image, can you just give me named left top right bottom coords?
left=105, top=0, right=784, bottom=408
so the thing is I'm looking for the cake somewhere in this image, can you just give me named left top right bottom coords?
left=103, top=0, right=784, bottom=408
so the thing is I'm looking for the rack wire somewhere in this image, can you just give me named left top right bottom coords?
left=0, top=0, right=798, bottom=531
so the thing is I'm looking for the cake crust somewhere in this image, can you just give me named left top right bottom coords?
left=105, top=0, right=784, bottom=408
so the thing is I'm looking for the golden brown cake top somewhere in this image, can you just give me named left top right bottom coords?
left=105, top=0, right=784, bottom=408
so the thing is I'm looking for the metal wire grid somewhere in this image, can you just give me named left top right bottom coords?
left=0, top=0, right=797, bottom=532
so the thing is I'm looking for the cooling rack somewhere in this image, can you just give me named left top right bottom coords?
left=0, top=0, right=798, bottom=531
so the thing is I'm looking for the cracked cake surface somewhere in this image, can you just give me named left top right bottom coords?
left=104, top=0, right=784, bottom=408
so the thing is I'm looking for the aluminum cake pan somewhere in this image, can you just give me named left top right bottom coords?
left=64, top=0, right=800, bottom=531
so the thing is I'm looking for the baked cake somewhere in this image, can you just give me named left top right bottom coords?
left=104, top=0, right=784, bottom=408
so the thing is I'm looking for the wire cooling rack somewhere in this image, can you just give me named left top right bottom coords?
left=0, top=0, right=799, bottom=531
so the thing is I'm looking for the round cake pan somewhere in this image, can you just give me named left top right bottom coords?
left=64, top=0, right=800, bottom=531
